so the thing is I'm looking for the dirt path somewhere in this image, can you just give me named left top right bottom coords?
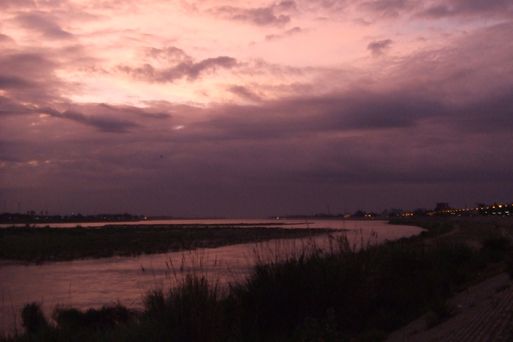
left=387, top=273, right=513, bottom=341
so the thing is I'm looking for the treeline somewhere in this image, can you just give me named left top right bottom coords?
left=0, top=212, right=144, bottom=224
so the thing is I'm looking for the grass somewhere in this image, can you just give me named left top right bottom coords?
left=227, top=238, right=482, bottom=340
left=0, top=225, right=335, bottom=263
left=4, top=217, right=513, bottom=341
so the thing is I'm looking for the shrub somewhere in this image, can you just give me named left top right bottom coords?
left=142, top=275, right=226, bottom=341
left=425, top=299, right=454, bottom=328
left=53, top=304, right=134, bottom=332
left=21, top=303, right=48, bottom=334
left=482, top=236, right=512, bottom=262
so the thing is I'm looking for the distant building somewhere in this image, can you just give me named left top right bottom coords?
left=434, top=202, right=450, bottom=212
left=401, top=211, right=414, bottom=217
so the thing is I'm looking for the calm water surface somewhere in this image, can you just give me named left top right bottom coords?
left=0, top=219, right=422, bottom=334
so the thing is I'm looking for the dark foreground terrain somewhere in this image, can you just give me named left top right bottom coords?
left=3, top=217, right=513, bottom=341
left=0, top=225, right=334, bottom=263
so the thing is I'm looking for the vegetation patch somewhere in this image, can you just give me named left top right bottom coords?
left=4, top=218, right=513, bottom=341
left=0, top=225, right=334, bottom=263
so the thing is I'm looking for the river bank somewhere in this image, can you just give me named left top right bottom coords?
left=0, top=220, right=422, bottom=337
left=4, top=218, right=511, bottom=340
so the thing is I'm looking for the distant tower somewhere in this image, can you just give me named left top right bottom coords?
left=434, top=202, right=450, bottom=212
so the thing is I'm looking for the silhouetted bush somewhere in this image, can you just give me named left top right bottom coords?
left=141, top=275, right=226, bottom=342
left=482, top=236, right=512, bottom=262
left=425, top=298, right=454, bottom=328
left=228, top=237, right=479, bottom=340
left=9, top=218, right=513, bottom=341
left=21, top=303, right=48, bottom=334
left=53, top=304, right=134, bottom=332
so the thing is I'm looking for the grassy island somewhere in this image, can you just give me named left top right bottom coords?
left=0, top=225, right=336, bottom=263
left=3, top=218, right=513, bottom=341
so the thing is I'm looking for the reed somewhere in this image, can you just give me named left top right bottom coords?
left=5, top=218, right=513, bottom=341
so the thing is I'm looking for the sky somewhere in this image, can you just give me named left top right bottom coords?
left=1, top=0, right=513, bottom=217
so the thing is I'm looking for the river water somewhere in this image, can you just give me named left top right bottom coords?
left=0, top=219, right=422, bottom=335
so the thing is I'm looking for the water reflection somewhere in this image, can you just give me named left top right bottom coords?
left=0, top=220, right=422, bottom=334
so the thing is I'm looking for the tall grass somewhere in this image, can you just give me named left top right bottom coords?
left=227, top=236, right=482, bottom=340
left=5, top=218, right=513, bottom=341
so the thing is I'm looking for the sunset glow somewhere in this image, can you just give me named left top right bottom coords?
left=1, top=0, right=513, bottom=216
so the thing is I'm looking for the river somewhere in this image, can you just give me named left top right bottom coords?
left=0, top=219, right=422, bottom=335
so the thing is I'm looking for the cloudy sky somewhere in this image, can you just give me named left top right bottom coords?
left=1, top=0, right=512, bottom=217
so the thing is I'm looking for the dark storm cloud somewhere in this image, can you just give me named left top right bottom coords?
left=228, top=85, right=262, bottom=102
left=40, top=102, right=172, bottom=132
left=367, top=39, right=392, bottom=56
left=360, top=0, right=416, bottom=17
left=421, top=0, right=513, bottom=18
left=0, top=94, right=168, bottom=132
left=96, top=103, right=171, bottom=120
left=0, top=45, right=101, bottom=105
left=14, top=12, right=73, bottom=39
left=314, top=0, right=513, bottom=19
left=3, top=76, right=512, bottom=215
left=0, top=0, right=34, bottom=8
left=38, top=107, right=140, bottom=133
left=275, top=0, right=297, bottom=11
left=183, top=89, right=444, bottom=143
left=0, top=52, right=55, bottom=76
left=177, top=78, right=512, bottom=146
left=0, top=52, right=62, bottom=103
left=391, top=22, right=513, bottom=99
left=300, top=0, right=347, bottom=11
left=84, top=21, right=513, bottom=138
left=265, top=26, right=302, bottom=40
left=2, top=17, right=513, bottom=216
left=119, top=56, right=238, bottom=82
left=302, top=0, right=413, bottom=16
left=145, top=46, right=191, bottom=64
left=146, top=20, right=513, bottom=203
left=0, top=76, right=33, bottom=90
left=212, top=2, right=294, bottom=26
left=0, top=96, right=31, bottom=116
left=0, top=34, right=14, bottom=43
left=449, top=90, right=513, bottom=133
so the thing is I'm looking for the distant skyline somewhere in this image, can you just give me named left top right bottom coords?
left=1, top=0, right=513, bottom=217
